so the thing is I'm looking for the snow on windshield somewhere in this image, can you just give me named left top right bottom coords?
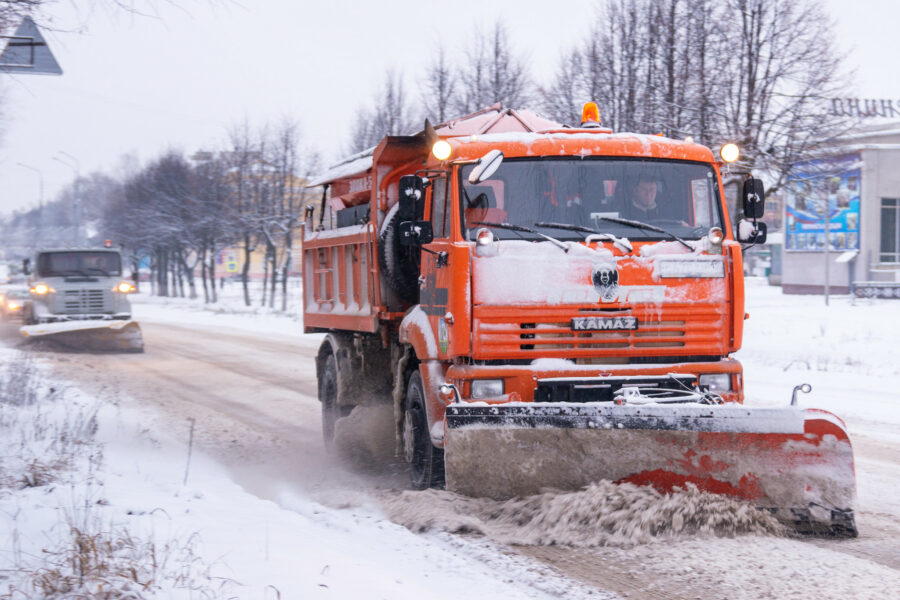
left=461, top=158, right=723, bottom=241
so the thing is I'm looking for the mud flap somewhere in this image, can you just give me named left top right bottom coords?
left=444, top=403, right=857, bottom=536
left=20, top=320, right=144, bottom=352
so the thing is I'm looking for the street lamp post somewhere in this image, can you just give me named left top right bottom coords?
left=15, top=162, right=43, bottom=205
left=53, top=152, right=82, bottom=245
left=15, top=162, right=45, bottom=253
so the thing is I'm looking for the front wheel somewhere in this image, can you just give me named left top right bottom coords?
left=403, top=371, right=444, bottom=489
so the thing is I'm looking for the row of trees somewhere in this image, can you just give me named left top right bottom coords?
left=1, top=119, right=318, bottom=308
left=104, top=120, right=318, bottom=308
left=351, top=0, right=850, bottom=192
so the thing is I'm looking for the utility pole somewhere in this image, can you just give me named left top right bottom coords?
left=15, top=162, right=43, bottom=205
left=16, top=162, right=44, bottom=253
left=823, top=189, right=830, bottom=306
left=53, top=152, right=82, bottom=245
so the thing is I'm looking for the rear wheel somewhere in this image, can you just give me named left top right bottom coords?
left=403, top=371, right=444, bottom=489
left=320, top=354, right=340, bottom=452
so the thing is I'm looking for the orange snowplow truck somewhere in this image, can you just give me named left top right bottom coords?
left=303, top=104, right=857, bottom=535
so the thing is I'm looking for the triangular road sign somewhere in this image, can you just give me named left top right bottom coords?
left=0, top=16, right=62, bottom=75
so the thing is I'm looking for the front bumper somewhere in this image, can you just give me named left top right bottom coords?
left=444, top=358, right=744, bottom=405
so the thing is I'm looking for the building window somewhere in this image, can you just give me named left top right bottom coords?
left=881, top=198, right=900, bottom=263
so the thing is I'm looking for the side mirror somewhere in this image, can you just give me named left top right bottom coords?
left=398, top=221, right=434, bottom=246
left=22, top=258, right=31, bottom=276
left=737, top=219, right=767, bottom=244
left=398, top=175, right=426, bottom=220
left=468, top=149, right=504, bottom=184
left=742, top=177, right=765, bottom=219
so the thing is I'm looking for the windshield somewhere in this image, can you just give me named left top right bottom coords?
left=37, top=252, right=122, bottom=277
left=460, top=158, right=723, bottom=241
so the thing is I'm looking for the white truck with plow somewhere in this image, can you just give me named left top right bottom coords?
left=21, top=248, right=143, bottom=352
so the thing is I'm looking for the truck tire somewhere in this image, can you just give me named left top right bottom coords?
left=379, top=207, right=420, bottom=304
left=403, top=371, right=445, bottom=489
left=320, top=354, right=340, bottom=453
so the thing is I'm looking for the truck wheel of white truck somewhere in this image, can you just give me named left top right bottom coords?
left=403, top=371, right=445, bottom=489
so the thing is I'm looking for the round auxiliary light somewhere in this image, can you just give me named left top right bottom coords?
left=708, top=226, right=724, bottom=245
left=32, top=284, right=49, bottom=295
left=720, top=143, right=740, bottom=163
left=432, top=140, right=452, bottom=160
left=117, top=282, right=133, bottom=293
left=475, top=227, right=494, bottom=246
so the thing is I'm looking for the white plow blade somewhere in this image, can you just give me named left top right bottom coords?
left=20, top=320, right=144, bottom=352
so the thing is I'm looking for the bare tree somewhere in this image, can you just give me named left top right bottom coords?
left=421, top=45, right=455, bottom=123
left=226, top=119, right=264, bottom=306
left=453, top=22, right=531, bottom=114
left=543, top=0, right=849, bottom=189
left=719, top=0, right=850, bottom=190
left=347, top=69, right=417, bottom=153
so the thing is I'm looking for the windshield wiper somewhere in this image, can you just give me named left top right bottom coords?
left=535, top=222, right=633, bottom=253
left=85, top=267, right=111, bottom=277
left=472, top=221, right=569, bottom=252
left=593, top=215, right=692, bottom=250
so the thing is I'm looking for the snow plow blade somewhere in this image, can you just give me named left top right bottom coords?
left=20, top=320, right=144, bottom=353
left=444, top=403, right=857, bottom=536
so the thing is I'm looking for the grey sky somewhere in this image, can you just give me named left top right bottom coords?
left=0, top=0, right=896, bottom=216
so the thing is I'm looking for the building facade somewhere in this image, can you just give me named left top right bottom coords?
left=781, top=122, right=900, bottom=294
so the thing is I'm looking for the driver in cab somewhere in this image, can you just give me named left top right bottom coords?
left=621, top=177, right=663, bottom=221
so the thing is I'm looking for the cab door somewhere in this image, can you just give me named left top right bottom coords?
left=420, top=173, right=471, bottom=358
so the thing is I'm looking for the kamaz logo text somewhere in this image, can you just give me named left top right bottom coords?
left=571, top=316, right=638, bottom=331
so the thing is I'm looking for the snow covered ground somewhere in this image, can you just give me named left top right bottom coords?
left=1, top=277, right=898, bottom=599
left=0, top=347, right=596, bottom=599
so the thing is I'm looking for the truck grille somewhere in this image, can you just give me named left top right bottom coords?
left=473, top=305, right=727, bottom=358
left=63, top=289, right=107, bottom=314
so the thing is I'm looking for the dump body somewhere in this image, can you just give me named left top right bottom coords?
left=304, top=107, right=856, bottom=535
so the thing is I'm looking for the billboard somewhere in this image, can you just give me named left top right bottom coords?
left=785, top=154, right=861, bottom=252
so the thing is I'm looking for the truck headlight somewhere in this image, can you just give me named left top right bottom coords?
left=699, top=373, right=731, bottom=392
left=31, top=284, right=50, bottom=295
left=115, top=282, right=135, bottom=293
left=470, top=379, right=504, bottom=399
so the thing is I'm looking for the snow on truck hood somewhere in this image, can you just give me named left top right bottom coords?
left=471, top=240, right=727, bottom=306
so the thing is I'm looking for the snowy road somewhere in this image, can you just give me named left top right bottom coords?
left=0, top=315, right=403, bottom=501
left=2, top=284, right=899, bottom=599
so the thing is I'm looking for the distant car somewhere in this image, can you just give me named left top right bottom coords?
left=0, top=287, right=30, bottom=321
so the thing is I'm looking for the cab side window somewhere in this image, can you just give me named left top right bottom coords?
left=431, top=177, right=449, bottom=238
